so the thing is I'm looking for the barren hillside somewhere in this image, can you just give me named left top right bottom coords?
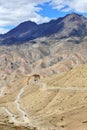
left=0, top=64, right=87, bottom=130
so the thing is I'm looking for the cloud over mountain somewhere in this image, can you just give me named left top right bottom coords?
left=0, top=0, right=50, bottom=33
left=51, top=0, right=87, bottom=12
left=0, top=27, right=9, bottom=34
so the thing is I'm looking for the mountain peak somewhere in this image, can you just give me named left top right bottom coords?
left=65, top=13, right=83, bottom=17
left=0, top=13, right=87, bottom=45
left=61, top=13, right=87, bottom=28
left=64, top=13, right=86, bottom=21
left=18, top=21, right=37, bottom=28
left=3, top=21, right=37, bottom=38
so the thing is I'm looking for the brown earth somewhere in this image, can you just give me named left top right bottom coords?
left=0, top=64, right=87, bottom=130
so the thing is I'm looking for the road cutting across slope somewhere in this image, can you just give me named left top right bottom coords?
left=3, top=78, right=87, bottom=126
left=3, top=84, right=30, bottom=126
left=40, top=82, right=87, bottom=92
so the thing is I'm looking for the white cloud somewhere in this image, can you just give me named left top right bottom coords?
left=0, top=28, right=9, bottom=34
left=0, top=0, right=50, bottom=34
left=50, top=0, right=87, bottom=12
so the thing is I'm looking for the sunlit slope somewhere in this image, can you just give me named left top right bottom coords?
left=42, top=64, right=87, bottom=88
left=18, top=64, right=87, bottom=129
left=0, top=65, right=87, bottom=129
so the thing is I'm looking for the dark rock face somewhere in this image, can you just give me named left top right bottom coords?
left=4, top=21, right=38, bottom=38
left=0, top=13, right=87, bottom=45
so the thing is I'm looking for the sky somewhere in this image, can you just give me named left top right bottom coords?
left=0, top=0, right=87, bottom=34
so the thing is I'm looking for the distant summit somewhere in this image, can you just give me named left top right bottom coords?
left=2, top=21, right=37, bottom=38
left=0, top=13, right=87, bottom=44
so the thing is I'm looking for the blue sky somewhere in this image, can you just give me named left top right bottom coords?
left=5, top=2, right=69, bottom=30
left=37, top=2, right=69, bottom=19
left=0, top=0, right=87, bottom=34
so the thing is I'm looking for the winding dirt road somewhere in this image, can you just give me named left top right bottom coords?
left=3, top=107, right=18, bottom=123
left=2, top=81, right=87, bottom=126
left=3, top=84, right=29, bottom=126
left=15, top=85, right=29, bottom=123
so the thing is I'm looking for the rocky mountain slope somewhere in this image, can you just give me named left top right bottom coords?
left=0, top=35, right=87, bottom=79
left=0, top=13, right=87, bottom=78
left=0, top=13, right=87, bottom=44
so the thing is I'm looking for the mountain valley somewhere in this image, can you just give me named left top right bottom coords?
left=0, top=13, right=87, bottom=130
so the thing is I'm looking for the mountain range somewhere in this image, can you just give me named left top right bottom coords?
left=0, top=13, right=87, bottom=44
left=0, top=13, right=87, bottom=78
